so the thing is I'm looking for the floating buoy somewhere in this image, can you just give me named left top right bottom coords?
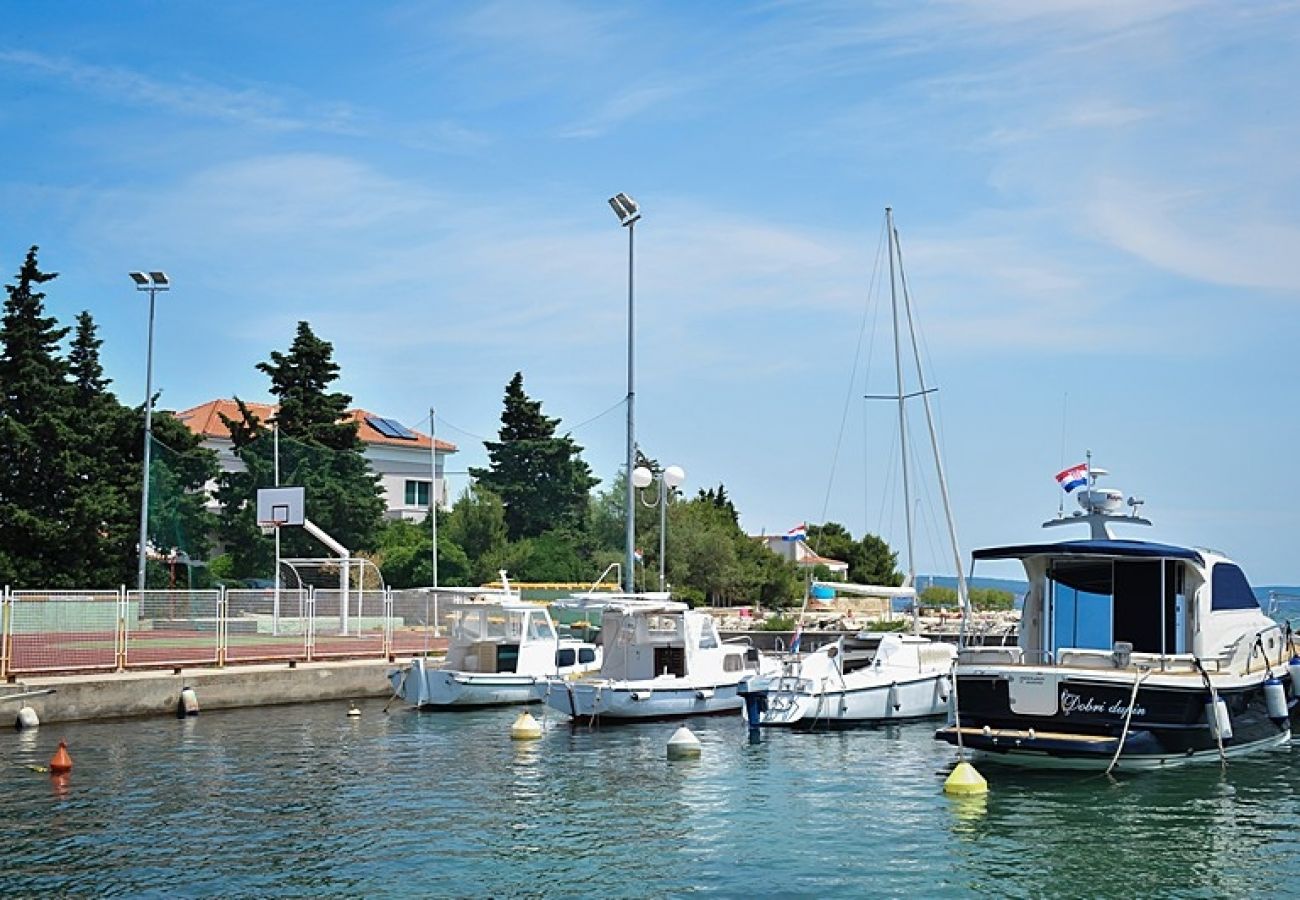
left=15, top=705, right=39, bottom=730
left=666, top=725, right=702, bottom=760
left=510, top=711, right=543, bottom=741
left=943, top=760, right=987, bottom=796
left=176, top=686, right=199, bottom=718
left=1206, top=698, right=1233, bottom=740
left=49, top=739, right=73, bottom=775
left=347, top=703, right=362, bottom=718
left=1264, top=678, right=1288, bottom=723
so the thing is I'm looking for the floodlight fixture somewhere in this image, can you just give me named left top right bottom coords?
left=608, top=192, right=640, bottom=227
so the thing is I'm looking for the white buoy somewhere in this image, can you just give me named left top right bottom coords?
left=1264, top=678, right=1288, bottom=722
left=15, top=705, right=38, bottom=730
left=666, top=725, right=702, bottom=760
left=1206, top=698, right=1233, bottom=740
left=1289, top=655, right=1300, bottom=694
left=510, top=711, right=543, bottom=741
left=347, top=703, right=362, bottom=718
left=177, top=686, right=199, bottom=718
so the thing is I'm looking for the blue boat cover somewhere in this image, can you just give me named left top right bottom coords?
left=972, top=539, right=1203, bottom=563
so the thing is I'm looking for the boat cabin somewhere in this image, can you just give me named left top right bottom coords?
left=970, top=539, right=1276, bottom=671
left=596, top=600, right=751, bottom=681
left=442, top=601, right=557, bottom=675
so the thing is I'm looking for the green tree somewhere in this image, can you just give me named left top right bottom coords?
left=807, top=522, right=902, bottom=586
left=442, top=485, right=509, bottom=584
left=0, top=248, right=75, bottom=585
left=216, top=323, right=385, bottom=579
left=469, top=372, right=598, bottom=541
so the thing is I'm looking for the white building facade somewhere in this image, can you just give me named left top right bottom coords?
left=176, top=399, right=457, bottom=522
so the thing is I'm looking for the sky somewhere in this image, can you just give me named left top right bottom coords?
left=3, top=1, right=1300, bottom=585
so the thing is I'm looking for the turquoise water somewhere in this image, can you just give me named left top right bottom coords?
left=3, top=702, right=1299, bottom=897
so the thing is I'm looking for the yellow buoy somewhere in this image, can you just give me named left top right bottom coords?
left=943, top=760, right=988, bottom=796
left=510, top=711, right=543, bottom=741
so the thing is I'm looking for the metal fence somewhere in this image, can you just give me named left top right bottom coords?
left=0, top=585, right=449, bottom=679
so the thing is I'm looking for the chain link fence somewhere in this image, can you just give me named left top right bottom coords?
left=0, top=585, right=436, bottom=678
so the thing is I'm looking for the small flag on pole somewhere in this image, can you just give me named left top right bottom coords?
left=789, top=624, right=803, bottom=654
left=633, top=548, right=644, bottom=563
left=782, top=523, right=808, bottom=542
left=1055, top=463, right=1088, bottom=493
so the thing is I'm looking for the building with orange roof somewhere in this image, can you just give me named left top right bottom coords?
left=174, top=399, right=457, bottom=522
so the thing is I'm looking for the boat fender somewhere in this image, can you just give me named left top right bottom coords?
left=887, top=682, right=900, bottom=712
left=176, top=686, right=199, bottom=718
left=1264, top=677, right=1288, bottom=723
left=1206, top=698, right=1233, bottom=741
left=15, top=704, right=39, bottom=730
left=1289, top=655, right=1300, bottom=695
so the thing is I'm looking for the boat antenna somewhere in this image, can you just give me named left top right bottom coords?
left=1057, top=393, right=1068, bottom=517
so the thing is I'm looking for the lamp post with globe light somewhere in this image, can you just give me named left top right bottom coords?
left=633, top=463, right=685, bottom=591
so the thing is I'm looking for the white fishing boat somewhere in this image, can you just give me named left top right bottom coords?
left=751, top=208, right=962, bottom=728
left=935, top=460, right=1298, bottom=769
left=390, top=583, right=600, bottom=709
left=757, top=622, right=956, bottom=729
left=538, top=594, right=773, bottom=722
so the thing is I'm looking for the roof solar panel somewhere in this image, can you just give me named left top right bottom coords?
left=365, top=416, right=417, bottom=440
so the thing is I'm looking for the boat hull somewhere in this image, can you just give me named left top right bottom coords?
left=393, top=658, right=539, bottom=708
left=759, top=670, right=951, bottom=729
left=936, top=671, right=1293, bottom=770
left=540, top=677, right=746, bottom=722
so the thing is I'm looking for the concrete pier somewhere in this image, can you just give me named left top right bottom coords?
left=1, top=659, right=405, bottom=725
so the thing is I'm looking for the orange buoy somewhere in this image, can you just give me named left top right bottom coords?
left=49, top=739, right=73, bottom=775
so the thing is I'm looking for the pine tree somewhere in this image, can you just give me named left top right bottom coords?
left=62, top=312, right=139, bottom=584
left=0, top=248, right=79, bottom=585
left=216, top=322, right=385, bottom=578
left=469, top=372, right=598, bottom=541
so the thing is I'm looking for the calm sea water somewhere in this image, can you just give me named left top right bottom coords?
left=3, top=701, right=1298, bottom=898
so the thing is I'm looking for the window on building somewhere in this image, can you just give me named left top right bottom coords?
left=404, top=480, right=431, bottom=507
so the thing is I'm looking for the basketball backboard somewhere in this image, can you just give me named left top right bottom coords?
left=256, top=486, right=305, bottom=527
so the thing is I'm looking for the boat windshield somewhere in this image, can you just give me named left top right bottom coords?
left=449, top=606, right=528, bottom=643
left=1047, top=558, right=1186, bottom=655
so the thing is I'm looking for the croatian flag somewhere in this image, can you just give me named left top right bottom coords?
left=783, top=523, right=808, bottom=542
left=1055, top=463, right=1088, bottom=493
left=790, top=624, right=803, bottom=654
left=633, top=547, right=644, bottom=563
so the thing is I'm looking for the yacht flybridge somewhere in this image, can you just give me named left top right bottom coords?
left=936, top=462, right=1298, bottom=769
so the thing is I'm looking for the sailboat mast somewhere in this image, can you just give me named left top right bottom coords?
left=886, top=207, right=916, bottom=591
left=892, top=222, right=971, bottom=622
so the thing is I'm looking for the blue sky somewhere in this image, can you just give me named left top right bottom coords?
left=3, top=1, right=1299, bottom=584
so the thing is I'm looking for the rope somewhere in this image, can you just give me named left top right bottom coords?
left=382, top=667, right=409, bottom=713
left=1105, top=667, right=1150, bottom=775
left=1194, top=658, right=1229, bottom=769
left=948, top=658, right=966, bottom=762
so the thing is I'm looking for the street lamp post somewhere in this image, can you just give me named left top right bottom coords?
left=129, top=271, right=170, bottom=594
left=633, top=463, right=685, bottom=591
left=608, top=192, right=641, bottom=593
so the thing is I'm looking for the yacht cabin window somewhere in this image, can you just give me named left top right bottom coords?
left=1048, top=558, right=1186, bottom=655
left=1211, top=563, right=1259, bottom=611
left=527, top=614, right=555, bottom=642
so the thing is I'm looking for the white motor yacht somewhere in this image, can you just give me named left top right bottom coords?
left=538, top=594, right=773, bottom=722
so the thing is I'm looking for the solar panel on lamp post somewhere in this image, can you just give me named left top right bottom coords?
left=608, top=192, right=640, bottom=592
left=129, top=271, right=170, bottom=593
